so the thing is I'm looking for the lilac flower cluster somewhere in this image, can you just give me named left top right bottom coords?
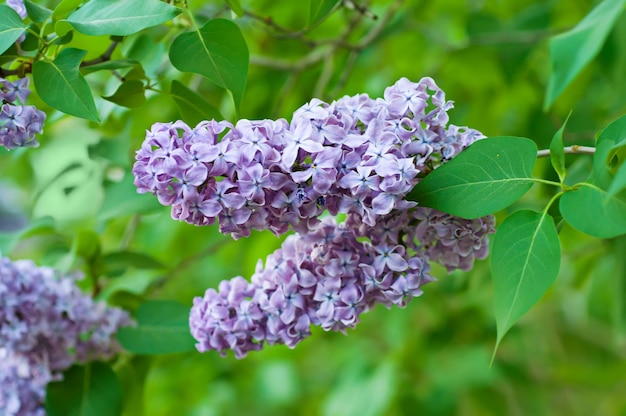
left=134, top=76, right=496, bottom=357
left=1, top=77, right=46, bottom=150
left=0, top=255, right=132, bottom=415
left=190, top=214, right=434, bottom=358
left=189, top=207, right=495, bottom=358
left=133, top=77, right=484, bottom=239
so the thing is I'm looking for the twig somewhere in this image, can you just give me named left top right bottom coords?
left=80, top=41, right=119, bottom=67
left=536, top=145, right=596, bottom=158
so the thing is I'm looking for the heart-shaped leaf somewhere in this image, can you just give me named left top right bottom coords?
left=169, top=18, right=249, bottom=113
left=32, top=48, right=100, bottom=121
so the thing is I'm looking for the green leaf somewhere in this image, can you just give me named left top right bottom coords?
left=0, top=5, right=26, bottom=55
left=32, top=48, right=100, bottom=122
left=406, top=137, right=537, bottom=218
left=560, top=184, right=626, bottom=238
left=46, top=362, right=122, bottom=416
left=117, top=300, right=197, bottom=355
left=103, top=80, right=146, bottom=108
left=170, top=80, right=223, bottom=125
left=81, top=58, right=140, bottom=74
left=544, top=0, right=626, bottom=110
left=52, top=0, right=83, bottom=20
left=491, top=210, right=561, bottom=356
left=20, top=24, right=41, bottom=51
left=602, top=115, right=626, bottom=169
left=97, top=173, right=162, bottom=222
left=309, top=0, right=340, bottom=25
left=169, top=18, right=249, bottom=113
left=225, top=0, right=244, bottom=17
left=608, top=162, right=626, bottom=196
left=24, top=0, right=53, bottom=23
left=561, top=133, right=626, bottom=238
left=54, top=19, right=73, bottom=37
left=549, top=112, right=571, bottom=183
left=67, top=0, right=181, bottom=36
left=99, top=251, right=166, bottom=277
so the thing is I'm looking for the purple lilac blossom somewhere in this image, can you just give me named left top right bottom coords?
left=6, top=0, right=27, bottom=19
left=189, top=215, right=434, bottom=358
left=133, top=77, right=485, bottom=239
left=1, top=77, right=46, bottom=150
left=0, top=255, right=132, bottom=414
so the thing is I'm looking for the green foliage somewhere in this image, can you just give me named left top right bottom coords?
left=549, top=112, right=570, bottom=182
left=407, top=137, right=537, bottom=218
left=169, top=79, right=222, bottom=125
left=24, top=0, right=53, bottom=24
left=46, top=363, right=122, bottom=416
left=103, top=80, right=147, bottom=108
left=67, top=0, right=181, bottom=36
left=0, top=5, right=25, bottom=55
left=117, top=300, right=197, bottom=355
left=491, top=209, right=561, bottom=357
left=169, top=18, right=249, bottom=114
left=32, top=48, right=100, bottom=121
left=545, top=0, right=626, bottom=109
left=309, top=0, right=340, bottom=26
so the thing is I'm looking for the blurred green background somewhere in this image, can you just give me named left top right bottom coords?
left=2, top=0, right=626, bottom=414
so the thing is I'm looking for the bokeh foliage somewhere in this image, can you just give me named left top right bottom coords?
left=2, top=0, right=626, bottom=414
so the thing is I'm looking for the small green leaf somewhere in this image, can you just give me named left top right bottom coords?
left=51, top=29, right=73, bottom=45
left=54, top=19, right=73, bottom=37
left=170, top=80, right=223, bottom=125
left=309, top=0, right=340, bottom=25
left=52, top=0, right=83, bottom=20
left=67, top=0, right=181, bottom=36
left=225, top=0, right=244, bottom=17
left=491, top=210, right=561, bottom=356
left=117, top=300, right=197, bottom=355
left=20, top=24, right=41, bottom=51
left=99, top=251, right=166, bottom=277
left=561, top=132, right=626, bottom=238
left=602, top=115, right=626, bottom=169
left=103, top=80, right=146, bottom=108
left=560, top=184, right=626, bottom=238
left=81, top=58, right=140, bottom=74
left=0, top=5, right=26, bottom=55
left=544, top=0, right=626, bottom=110
left=46, top=362, right=122, bottom=416
left=406, top=137, right=537, bottom=218
left=24, top=0, right=53, bottom=23
left=169, top=18, right=249, bottom=113
left=549, top=112, right=571, bottom=183
left=32, top=48, right=100, bottom=121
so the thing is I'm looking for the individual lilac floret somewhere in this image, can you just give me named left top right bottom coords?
left=1, top=77, right=46, bottom=150
left=0, top=255, right=132, bottom=414
left=133, top=77, right=485, bottom=238
left=190, top=216, right=433, bottom=358
left=7, top=0, right=27, bottom=19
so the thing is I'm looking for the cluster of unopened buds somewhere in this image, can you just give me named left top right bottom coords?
left=133, top=77, right=496, bottom=358
left=0, top=77, right=46, bottom=150
left=0, top=255, right=132, bottom=414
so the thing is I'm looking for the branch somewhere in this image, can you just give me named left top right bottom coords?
left=80, top=40, right=119, bottom=67
left=536, top=145, right=596, bottom=158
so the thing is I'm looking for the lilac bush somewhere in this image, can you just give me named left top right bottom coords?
left=0, top=77, right=47, bottom=150
left=0, top=255, right=132, bottom=414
